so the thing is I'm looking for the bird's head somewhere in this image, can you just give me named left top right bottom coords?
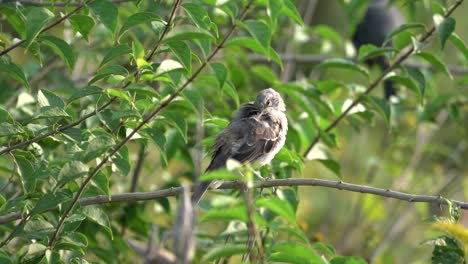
left=255, top=88, right=286, bottom=112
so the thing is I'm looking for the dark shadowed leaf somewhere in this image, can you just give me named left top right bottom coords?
left=362, top=96, right=390, bottom=127
left=0, top=61, right=30, bottom=90
left=38, top=89, right=65, bottom=108
left=91, top=171, right=110, bottom=197
left=40, top=36, right=76, bottom=70
left=243, top=20, right=272, bottom=50
left=211, top=62, right=228, bottom=88
left=89, top=0, right=118, bottom=35
left=318, top=159, right=341, bottom=178
left=99, top=44, right=132, bottom=69
left=118, top=12, right=162, bottom=39
left=433, top=15, right=455, bottom=49
left=167, top=41, right=192, bottom=74
left=81, top=206, right=113, bottom=239
left=69, top=14, right=95, bottom=41
left=33, top=106, right=70, bottom=120
left=417, top=52, right=453, bottom=79
left=282, top=0, right=304, bottom=26
left=24, top=7, right=54, bottom=49
left=68, top=85, right=103, bottom=102
left=182, top=3, right=212, bottom=30
left=383, top=22, right=426, bottom=47
left=0, top=122, right=25, bottom=137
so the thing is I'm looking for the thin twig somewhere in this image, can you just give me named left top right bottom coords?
left=44, top=0, right=256, bottom=248
left=1, top=178, right=468, bottom=225
left=302, top=0, right=464, bottom=156
left=0, top=161, right=17, bottom=193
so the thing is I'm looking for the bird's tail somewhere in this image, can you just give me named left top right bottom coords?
left=191, top=181, right=212, bottom=205
left=191, top=152, right=226, bottom=205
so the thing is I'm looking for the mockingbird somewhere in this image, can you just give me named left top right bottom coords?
left=191, top=88, right=288, bottom=204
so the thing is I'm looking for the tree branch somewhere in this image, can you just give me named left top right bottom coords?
left=302, top=0, right=465, bottom=156
left=1, top=178, right=467, bottom=225
left=44, top=0, right=256, bottom=248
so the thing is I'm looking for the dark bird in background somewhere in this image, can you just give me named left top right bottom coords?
left=352, top=0, right=404, bottom=99
left=191, top=88, right=288, bottom=204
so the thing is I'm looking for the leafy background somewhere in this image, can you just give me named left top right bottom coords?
left=0, top=0, right=467, bottom=263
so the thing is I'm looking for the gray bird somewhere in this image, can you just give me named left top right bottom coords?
left=191, top=88, right=288, bottom=204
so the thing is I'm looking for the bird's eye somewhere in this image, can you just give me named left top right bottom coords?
left=266, top=100, right=271, bottom=106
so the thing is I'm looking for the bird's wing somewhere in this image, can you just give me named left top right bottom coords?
left=231, top=111, right=284, bottom=163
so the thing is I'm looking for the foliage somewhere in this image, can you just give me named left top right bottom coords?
left=0, top=0, right=467, bottom=263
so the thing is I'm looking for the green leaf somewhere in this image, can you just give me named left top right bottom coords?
left=155, top=59, right=185, bottom=76
left=0, top=5, right=26, bottom=39
left=38, top=89, right=65, bottom=108
left=113, top=157, right=131, bottom=176
left=22, top=220, right=54, bottom=239
left=433, top=15, right=455, bottom=49
left=89, top=0, right=118, bottom=35
left=91, top=171, right=110, bottom=197
left=182, top=3, right=212, bottom=30
left=40, top=35, right=76, bottom=70
left=83, top=134, right=115, bottom=162
left=143, top=125, right=167, bottom=164
left=99, top=44, right=132, bottom=69
left=127, top=84, right=159, bottom=98
left=357, top=44, right=398, bottom=63
left=222, top=81, right=239, bottom=108
left=19, top=243, right=46, bottom=263
left=57, top=161, right=88, bottom=187
left=118, top=12, right=162, bottom=39
left=267, top=252, right=311, bottom=264
left=449, top=33, right=468, bottom=62
left=0, top=60, right=30, bottom=90
left=362, top=96, right=390, bottom=127
left=268, top=0, right=283, bottom=29
left=201, top=205, right=248, bottom=222
left=0, top=122, right=25, bottom=137
left=167, top=41, right=192, bottom=74
left=316, top=58, right=369, bottom=80
left=199, top=169, right=240, bottom=182
left=256, top=197, right=296, bottom=225
left=430, top=236, right=464, bottom=264
left=331, top=256, right=367, bottom=264
left=417, top=52, right=453, bottom=79
left=406, top=67, right=426, bottom=105
left=243, top=20, right=271, bottom=50
left=161, top=111, right=187, bottom=142
left=81, top=206, right=113, bottom=239
left=163, top=25, right=214, bottom=42
left=24, top=7, right=54, bottom=49
left=14, top=155, right=36, bottom=193
left=318, top=159, right=341, bottom=178
left=211, top=62, right=228, bottom=88
left=383, top=23, right=426, bottom=47
left=270, top=242, right=323, bottom=263
left=252, top=64, right=279, bottom=85
left=33, top=106, right=70, bottom=120
left=68, top=85, right=103, bottom=102
left=105, top=88, right=130, bottom=101
left=384, top=75, right=421, bottom=103
left=33, top=191, right=72, bottom=213
left=282, top=0, right=304, bottom=26
left=69, top=14, right=95, bottom=41
left=55, top=232, right=88, bottom=253
left=89, top=64, right=129, bottom=84
left=201, top=245, right=248, bottom=262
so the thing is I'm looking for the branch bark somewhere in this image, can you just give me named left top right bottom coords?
left=1, top=178, right=467, bottom=225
